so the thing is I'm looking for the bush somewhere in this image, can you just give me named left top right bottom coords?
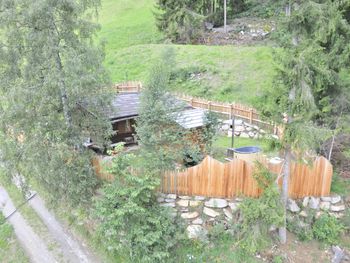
left=312, top=214, right=344, bottom=244
left=94, top=150, right=185, bottom=262
left=235, top=163, right=284, bottom=256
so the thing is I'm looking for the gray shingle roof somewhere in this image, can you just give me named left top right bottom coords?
left=105, top=92, right=206, bottom=129
left=175, top=108, right=207, bottom=129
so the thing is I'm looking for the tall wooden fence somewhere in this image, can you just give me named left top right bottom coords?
left=161, top=156, right=333, bottom=198
left=114, top=82, right=277, bottom=133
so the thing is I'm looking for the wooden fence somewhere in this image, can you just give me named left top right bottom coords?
left=114, top=82, right=277, bottom=133
left=161, top=156, right=333, bottom=198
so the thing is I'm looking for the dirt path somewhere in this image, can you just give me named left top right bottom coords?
left=0, top=186, right=57, bottom=263
left=28, top=194, right=101, bottom=263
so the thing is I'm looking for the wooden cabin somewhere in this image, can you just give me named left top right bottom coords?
left=106, top=92, right=208, bottom=146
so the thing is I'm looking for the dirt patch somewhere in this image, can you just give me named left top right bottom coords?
left=199, top=17, right=276, bottom=46
left=260, top=232, right=332, bottom=263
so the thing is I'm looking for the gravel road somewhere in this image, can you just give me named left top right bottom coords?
left=0, top=186, right=57, bottom=263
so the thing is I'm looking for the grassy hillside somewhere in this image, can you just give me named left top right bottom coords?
left=98, top=0, right=275, bottom=105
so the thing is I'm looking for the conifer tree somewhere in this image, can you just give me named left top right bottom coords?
left=0, top=0, right=111, bottom=204
left=258, top=0, right=349, bottom=243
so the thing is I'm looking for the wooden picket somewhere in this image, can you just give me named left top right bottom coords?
left=161, top=156, right=333, bottom=198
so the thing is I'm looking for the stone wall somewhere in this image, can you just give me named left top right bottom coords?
left=219, top=119, right=275, bottom=140
left=157, top=193, right=348, bottom=239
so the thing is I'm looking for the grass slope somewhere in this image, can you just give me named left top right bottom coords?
left=98, top=0, right=275, bottom=105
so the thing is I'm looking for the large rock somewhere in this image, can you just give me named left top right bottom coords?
left=157, top=197, right=165, bottom=203
left=309, top=197, right=320, bottom=210
left=320, top=201, right=330, bottom=211
left=192, top=218, right=204, bottom=225
left=160, top=203, right=176, bottom=208
left=223, top=208, right=233, bottom=220
left=166, top=194, right=177, bottom=200
left=331, top=195, right=342, bottom=204
left=189, top=201, right=201, bottom=207
left=194, top=196, right=206, bottom=201
left=205, top=198, right=228, bottom=208
left=187, top=225, right=207, bottom=239
left=203, top=207, right=220, bottom=218
left=299, top=211, right=308, bottom=218
left=177, top=200, right=189, bottom=207
left=165, top=198, right=176, bottom=203
left=321, top=196, right=332, bottom=202
left=302, top=197, right=309, bottom=207
left=179, top=196, right=191, bottom=200
left=287, top=199, right=300, bottom=213
left=229, top=202, right=239, bottom=212
left=181, top=212, right=199, bottom=219
left=330, top=205, right=345, bottom=212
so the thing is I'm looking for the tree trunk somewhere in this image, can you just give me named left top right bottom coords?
left=56, top=52, right=73, bottom=131
left=224, top=0, right=227, bottom=33
left=279, top=147, right=291, bottom=244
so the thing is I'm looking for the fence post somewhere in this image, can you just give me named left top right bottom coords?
left=230, top=104, right=234, bottom=119
left=190, top=98, right=194, bottom=107
left=208, top=101, right=212, bottom=111
left=249, top=108, right=253, bottom=124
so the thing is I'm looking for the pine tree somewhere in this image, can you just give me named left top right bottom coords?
left=0, top=0, right=111, bottom=204
left=258, top=0, right=350, bottom=243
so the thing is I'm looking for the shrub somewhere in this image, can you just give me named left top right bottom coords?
left=312, top=214, right=344, bottom=244
left=94, top=150, right=185, bottom=262
left=236, top=163, right=284, bottom=256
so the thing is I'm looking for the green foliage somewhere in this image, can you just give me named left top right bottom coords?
left=0, top=0, right=112, bottom=205
left=94, top=150, right=185, bottom=263
left=155, top=0, right=206, bottom=43
left=287, top=213, right=315, bottom=242
left=201, top=111, right=220, bottom=154
left=312, top=214, right=344, bottom=245
left=236, top=164, right=284, bottom=256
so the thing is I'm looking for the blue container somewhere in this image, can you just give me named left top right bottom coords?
left=233, top=146, right=261, bottom=154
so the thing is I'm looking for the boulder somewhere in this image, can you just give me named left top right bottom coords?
left=330, top=205, right=345, bottom=212
left=181, top=212, right=199, bottom=219
left=203, top=207, right=220, bottom=218
left=177, top=200, right=189, bottom=207
left=166, top=194, right=177, bottom=200
left=320, top=201, right=330, bottom=211
left=331, top=195, right=342, bottom=204
left=194, top=196, right=206, bottom=201
left=187, top=225, right=207, bottom=239
left=189, top=201, right=201, bottom=207
left=309, top=197, right=320, bottom=210
left=302, top=197, right=309, bottom=207
left=287, top=199, right=300, bottom=213
left=321, top=196, right=332, bottom=202
left=223, top=208, right=233, bottom=220
left=205, top=198, right=228, bottom=208
left=160, top=203, right=176, bottom=208
left=179, top=195, right=191, bottom=200
left=229, top=202, right=239, bottom=212
left=192, top=218, right=204, bottom=225
left=235, top=126, right=245, bottom=132
left=165, top=198, right=176, bottom=203
left=299, top=211, right=308, bottom=218
left=157, top=197, right=165, bottom=203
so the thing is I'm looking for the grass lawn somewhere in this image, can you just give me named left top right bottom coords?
left=97, top=0, right=275, bottom=105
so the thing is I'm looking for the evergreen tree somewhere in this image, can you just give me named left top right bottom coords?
left=257, top=0, right=349, bottom=243
left=135, top=49, right=189, bottom=172
left=0, top=0, right=111, bottom=204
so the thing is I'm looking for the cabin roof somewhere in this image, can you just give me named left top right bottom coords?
left=105, top=92, right=207, bottom=129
